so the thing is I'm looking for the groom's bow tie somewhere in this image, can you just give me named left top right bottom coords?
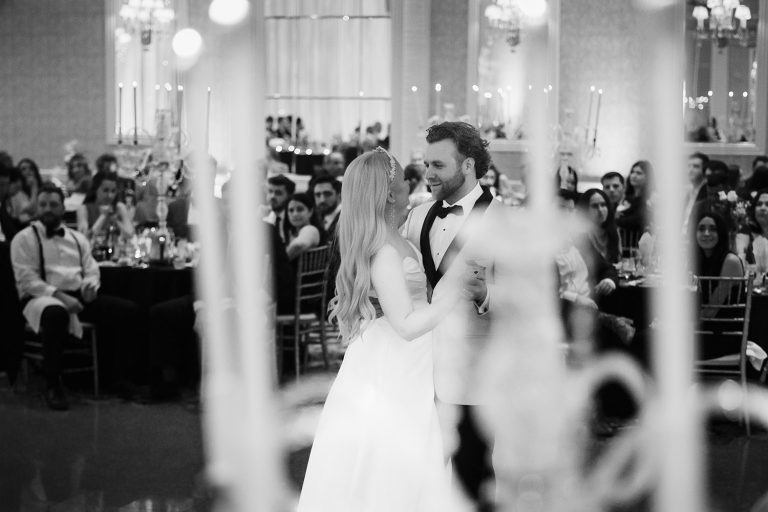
left=436, top=204, right=463, bottom=219
left=46, top=226, right=65, bottom=238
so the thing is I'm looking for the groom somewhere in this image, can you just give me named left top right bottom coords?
left=403, top=122, right=503, bottom=510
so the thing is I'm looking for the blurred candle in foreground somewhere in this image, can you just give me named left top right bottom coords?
left=132, top=81, right=138, bottom=145
left=117, top=82, right=123, bottom=144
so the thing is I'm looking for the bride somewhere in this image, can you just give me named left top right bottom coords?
left=297, top=148, right=464, bottom=511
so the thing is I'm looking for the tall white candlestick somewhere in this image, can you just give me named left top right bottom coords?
left=592, top=89, right=603, bottom=148
left=177, top=85, right=184, bottom=151
left=154, top=84, right=160, bottom=113
left=132, top=81, right=138, bottom=145
left=206, top=87, right=212, bottom=154
left=117, top=82, right=123, bottom=144
left=585, top=85, right=595, bottom=144
left=434, top=83, right=442, bottom=119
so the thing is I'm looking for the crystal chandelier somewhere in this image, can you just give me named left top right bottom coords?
left=691, top=0, right=752, bottom=48
left=118, top=0, right=175, bottom=47
left=484, top=0, right=522, bottom=49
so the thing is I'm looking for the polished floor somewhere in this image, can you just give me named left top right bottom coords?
left=4, top=370, right=768, bottom=512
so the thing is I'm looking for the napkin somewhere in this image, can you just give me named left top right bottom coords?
left=754, top=236, right=768, bottom=273
left=638, top=232, right=655, bottom=267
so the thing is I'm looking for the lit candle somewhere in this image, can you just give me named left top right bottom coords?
left=411, top=85, right=424, bottom=128
left=585, top=85, right=595, bottom=144
left=117, top=82, right=123, bottom=144
left=165, top=82, right=172, bottom=109
left=472, top=84, right=481, bottom=126
left=154, top=84, right=160, bottom=112
left=132, top=81, right=138, bottom=145
left=205, top=86, right=211, bottom=154
left=592, top=89, right=603, bottom=148
left=177, top=85, right=184, bottom=151
left=434, top=83, right=442, bottom=119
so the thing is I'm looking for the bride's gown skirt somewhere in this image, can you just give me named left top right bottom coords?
left=298, top=257, right=453, bottom=511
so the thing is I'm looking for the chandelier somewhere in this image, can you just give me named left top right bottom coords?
left=691, top=0, right=752, bottom=48
left=118, top=0, right=175, bottom=47
left=484, top=0, right=522, bottom=49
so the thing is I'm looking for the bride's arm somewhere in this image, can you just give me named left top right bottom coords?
left=371, top=245, right=459, bottom=341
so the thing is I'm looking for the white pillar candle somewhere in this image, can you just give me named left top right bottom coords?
left=132, top=81, right=139, bottom=145
left=117, top=82, right=123, bottom=144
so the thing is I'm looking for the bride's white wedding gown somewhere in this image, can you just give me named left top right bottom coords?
left=297, top=250, right=454, bottom=512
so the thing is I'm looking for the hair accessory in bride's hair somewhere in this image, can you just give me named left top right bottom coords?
left=373, top=146, right=397, bottom=183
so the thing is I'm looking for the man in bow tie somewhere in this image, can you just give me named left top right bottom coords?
left=402, top=121, right=505, bottom=511
left=10, top=183, right=141, bottom=410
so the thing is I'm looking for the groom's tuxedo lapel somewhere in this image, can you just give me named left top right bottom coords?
left=420, top=201, right=443, bottom=290
left=420, top=187, right=494, bottom=290
left=437, top=187, right=494, bottom=276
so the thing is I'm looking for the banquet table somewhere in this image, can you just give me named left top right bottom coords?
left=98, top=264, right=194, bottom=310
left=602, top=277, right=768, bottom=353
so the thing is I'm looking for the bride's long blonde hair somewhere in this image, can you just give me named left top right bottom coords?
left=328, top=149, right=395, bottom=341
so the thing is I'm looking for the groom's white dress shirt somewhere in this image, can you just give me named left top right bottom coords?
left=429, top=183, right=489, bottom=313
left=429, top=184, right=483, bottom=268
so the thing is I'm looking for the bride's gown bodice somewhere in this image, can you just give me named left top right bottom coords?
left=297, top=249, right=453, bottom=512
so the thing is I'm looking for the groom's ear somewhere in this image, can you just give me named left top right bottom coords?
left=463, top=157, right=475, bottom=176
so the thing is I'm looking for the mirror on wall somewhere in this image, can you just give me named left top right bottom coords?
left=684, top=0, right=767, bottom=153
left=264, top=0, right=391, bottom=172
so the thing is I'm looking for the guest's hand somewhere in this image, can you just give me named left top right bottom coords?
left=462, top=261, right=488, bottom=305
left=99, top=205, right=114, bottom=217
left=594, top=278, right=616, bottom=296
left=82, top=282, right=98, bottom=304
left=54, top=291, right=83, bottom=314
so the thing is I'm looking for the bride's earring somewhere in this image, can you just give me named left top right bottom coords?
left=387, top=205, right=396, bottom=229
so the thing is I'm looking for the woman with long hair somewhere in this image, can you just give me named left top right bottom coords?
left=9, top=158, right=43, bottom=223
left=745, top=188, right=768, bottom=270
left=575, top=188, right=620, bottom=299
left=615, top=160, right=653, bottom=236
left=76, top=171, right=134, bottom=238
left=298, top=148, right=460, bottom=511
left=284, top=192, right=321, bottom=260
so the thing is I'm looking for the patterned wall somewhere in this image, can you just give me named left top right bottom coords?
left=430, top=0, right=468, bottom=120
left=0, top=0, right=107, bottom=170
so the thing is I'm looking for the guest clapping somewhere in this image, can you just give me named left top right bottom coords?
left=76, top=172, right=134, bottom=238
left=285, top=192, right=321, bottom=260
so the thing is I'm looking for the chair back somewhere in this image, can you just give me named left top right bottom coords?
left=619, top=227, right=641, bottom=257
left=294, top=245, right=332, bottom=317
left=695, top=274, right=754, bottom=362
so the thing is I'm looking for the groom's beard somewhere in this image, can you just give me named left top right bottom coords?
left=432, top=171, right=465, bottom=202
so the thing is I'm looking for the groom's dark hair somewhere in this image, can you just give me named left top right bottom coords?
left=426, top=122, right=491, bottom=179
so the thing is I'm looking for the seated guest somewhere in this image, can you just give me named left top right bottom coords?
left=479, top=163, right=501, bottom=199
left=76, top=171, right=134, bottom=238
left=683, top=152, right=709, bottom=234
left=323, top=151, right=346, bottom=179
left=744, top=165, right=768, bottom=198
left=0, top=166, right=21, bottom=242
left=575, top=188, right=620, bottom=302
left=263, top=174, right=295, bottom=242
left=555, top=164, right=579, bottom=193
left=405, top=163, right=431, bottom=210
left=95, top=153, right=118, bottom=175
left=133, top=178, right=161, bottom=228
left=615, top=160, right=653, bottom=241
left=285, top=192, right=321, bottom=260
left=12, top=158, right=43, bottom=224
left=704, top=159, right=729, bottom=198
left=64, top=153, right=92, bottom=211
left=10, top=183, right=141, bottom=410
left=600, top=171, right=625, bottom=209
left=745, top=188, right=768, bottom=272
left=311, top=174, right=341, bottom=244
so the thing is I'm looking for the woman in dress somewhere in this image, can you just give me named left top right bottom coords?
left=745, top=188, right=768, bottom=271
left=615, top=160, right=653, bottom=242
left=284, top=192, right=321, bottom=260
left=575, top=188, right=620, bottom=302
left=297, top=148, right=461, bottom=512
left=76, top=171, right=134, bottom=238
left=9, top=158, right=43, bottom=223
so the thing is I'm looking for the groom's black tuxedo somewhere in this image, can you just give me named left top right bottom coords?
left=404, top=184, right=500, bottom=510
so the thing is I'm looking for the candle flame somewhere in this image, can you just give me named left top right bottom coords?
left=132, top=81, right=138, bottom=87
left=598, top=89, right=603, bottom=94
left=155, top=84, right=160, bottom=90
left=164, top=83, right=172, bottom=91
left=178, top=85, right=184, bottom=91
left=411, top=86, right=418, bottom=92
left=118, top=82, right=124, bottom=88
left=590, top=85, right=596, bottom=92
left=435, top=83, right=442, bottom=92
left=208, top=86, right=212, bottom=92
